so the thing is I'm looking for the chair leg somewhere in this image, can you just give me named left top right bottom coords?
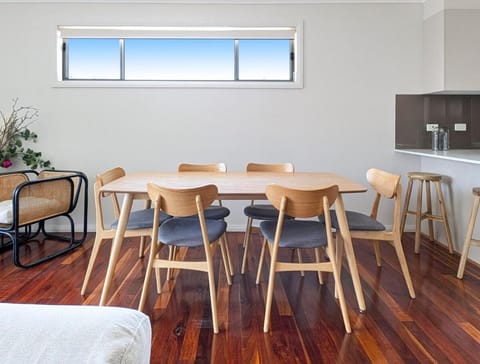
left=400, top=178, right=413, bottom=235
left=335, top=233, right=344, bottom=275
left=392, top=235, right=416, bottom=298
left=206, top=256, right=219, bottom=334
left=139, top=236, right=146, bottom=258
left=334, top=233, right=344, bottom=299
left=435, top=181, right=454, bottom=254
left=256, top=239, right=268, bottom=285
left=414, top=180, right=424, bottom=254
left=314, top=248, right=324, bottom=285
left=81, top=235, right=105, bottom=295
left=263, top=244, right=278, bottom=333
left=373, top=240, right=382, bottom=267
left=241, top=217, right=253, bottom=274
left=425, top=181, right=434, bottom=241
left=219, top=236, right=232, bottom=285
left=138, top=240, right=159, bottom=311
left=296, top=249, right=305, bottom=277
left=155, top=246, right=162, bottom=294
left=328, top=244, right=351, bottom=333
left=457, top=195, right=479, bottom=279
left=222, top=232, right=234, bottom=276
left=166, top=246, right=177, bottom=280
left=155, top=267, right=162, bottom=294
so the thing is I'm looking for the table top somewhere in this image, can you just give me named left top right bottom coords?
left=100, top=171, right=367, bottom=200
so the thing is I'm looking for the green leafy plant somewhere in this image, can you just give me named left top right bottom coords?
left=0, top=98, right=52, bottom=169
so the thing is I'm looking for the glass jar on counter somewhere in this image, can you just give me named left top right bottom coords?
left=432, top=127, right=439, bottom=151
left=439, top=128, right=449, bottom=151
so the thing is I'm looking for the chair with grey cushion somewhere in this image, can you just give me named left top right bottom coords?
left=327, top=168, right=415, bottom=299
left=81, top=167, right=171, bottom=296
left=257, top=184, right=351, bottom=333
left=240, top=162, right=295, bottom=274
left=178, top=163, right=231, bottom=220
left=138, top=183, right=232, bottom=334
left=176, top=163, right=232, bottom=275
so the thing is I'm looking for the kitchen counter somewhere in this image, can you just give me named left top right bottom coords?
left=395, top=149, right=480, bottom=165
left=395, top=147, right=480, bottom=264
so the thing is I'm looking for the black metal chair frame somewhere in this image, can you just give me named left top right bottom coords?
left=0, top=169, right=88, bottom=268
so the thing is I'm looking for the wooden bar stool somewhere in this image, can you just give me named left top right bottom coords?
left=400, top=172, right=454, bottom=254
left=457, top=188, right=480, bottom=279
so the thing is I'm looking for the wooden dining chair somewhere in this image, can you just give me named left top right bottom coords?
left=81, top=167, right=170, bottom=296
left=176, top=163, right=232, bottom=275
left=257, top=184, right=351, bottom=333
left=331, top=168, right=415, bottom=299
left=241, top=162, right=295, bottom=274
left=138, top=183, right=232, bottom=334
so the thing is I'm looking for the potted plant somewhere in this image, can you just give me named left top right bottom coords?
left=0, top=98, right=52, bottom=170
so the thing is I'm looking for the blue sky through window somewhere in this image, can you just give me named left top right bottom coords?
left=65, top=38, right=293, bottom=81
left=125, top=39, right=234, bottom=80
left=239, top=39, right=291, bottom=80
left=67, top=39, right=120, bottom=79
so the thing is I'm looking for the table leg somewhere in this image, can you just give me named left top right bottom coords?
left=99, top=193, right=134, bottom=306
left=335, top=194, right=366, bottom=312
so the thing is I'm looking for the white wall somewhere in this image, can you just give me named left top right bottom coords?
left=0, top=2, right=423, bottom=230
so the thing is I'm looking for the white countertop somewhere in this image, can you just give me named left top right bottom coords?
left=395, top=149, right=480, bottom=165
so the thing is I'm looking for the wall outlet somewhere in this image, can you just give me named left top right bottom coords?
left=426, top=123, right=439, bottom=132
left=454, top=123, right=467, bottom=131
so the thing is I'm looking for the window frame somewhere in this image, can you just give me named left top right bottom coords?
left=56, top=24, right=303, bottom=89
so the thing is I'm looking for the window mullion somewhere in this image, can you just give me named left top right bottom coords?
left=234, top=39, right=239, bottom=81
left=120, top=39, right=125, bottom=80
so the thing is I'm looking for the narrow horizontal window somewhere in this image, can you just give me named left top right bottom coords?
left=57, top=25, right=302, bottom=87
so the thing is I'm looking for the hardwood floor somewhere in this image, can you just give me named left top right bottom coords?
left=0, top=231, right=479, bottom=363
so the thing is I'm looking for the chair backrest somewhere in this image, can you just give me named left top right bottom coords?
left=39, top=170, right=87, bottom=211
left=265, top=184, right=338, bottom=219
left=266, top=184, right=338, bottom=254
left=147, top=183, right=218, bottom=218
left=96, top=167, right=126, bottom=219
left=0, top=173, right=30, bottom=202
left=178, top=163, right=227, bottom=173
left=16, top=178, right=74, bottom=225
left=246, top=162, right=294, bottom=173
left=147, top=183, right=218, bottom=250
left=178, top=163, right=226, bottom=206
left=366, top=168, right=402, bottom=230
left=366, top=168, right=400, bottom=199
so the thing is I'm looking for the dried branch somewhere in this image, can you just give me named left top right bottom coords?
left=0, top=98, right=51, bottom=169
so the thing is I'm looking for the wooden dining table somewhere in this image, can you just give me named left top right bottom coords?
left=98, top=171, right=368, bottom=312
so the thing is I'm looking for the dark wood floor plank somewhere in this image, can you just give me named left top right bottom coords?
left=1, top=231, right=480, bottom=363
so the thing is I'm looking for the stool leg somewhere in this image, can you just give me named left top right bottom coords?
left=241, top=217, right=253, bottom=274
left=425, top=181, right=434, bottom=241
left=457, top=195, right=479, bottom=279
left=415, top=179, right=424, bottom=254
left=434, top=181, right=454, bottom=254
left=401, top=178, right=414, bottom=235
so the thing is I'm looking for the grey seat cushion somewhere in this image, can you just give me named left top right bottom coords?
left=111, top=208, right=171, bottom=230
left=202, top=206, right=230, bottom=220
left=159, top=217, right=227, bottom=247
left=244, top=204, right=291, bottom=220
left=320, top=210, right=385, bottom=231
left=260, top=220, right=328, bottom=249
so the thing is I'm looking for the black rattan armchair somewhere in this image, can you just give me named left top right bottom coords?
left=0, top=169, right=88, bottom=268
